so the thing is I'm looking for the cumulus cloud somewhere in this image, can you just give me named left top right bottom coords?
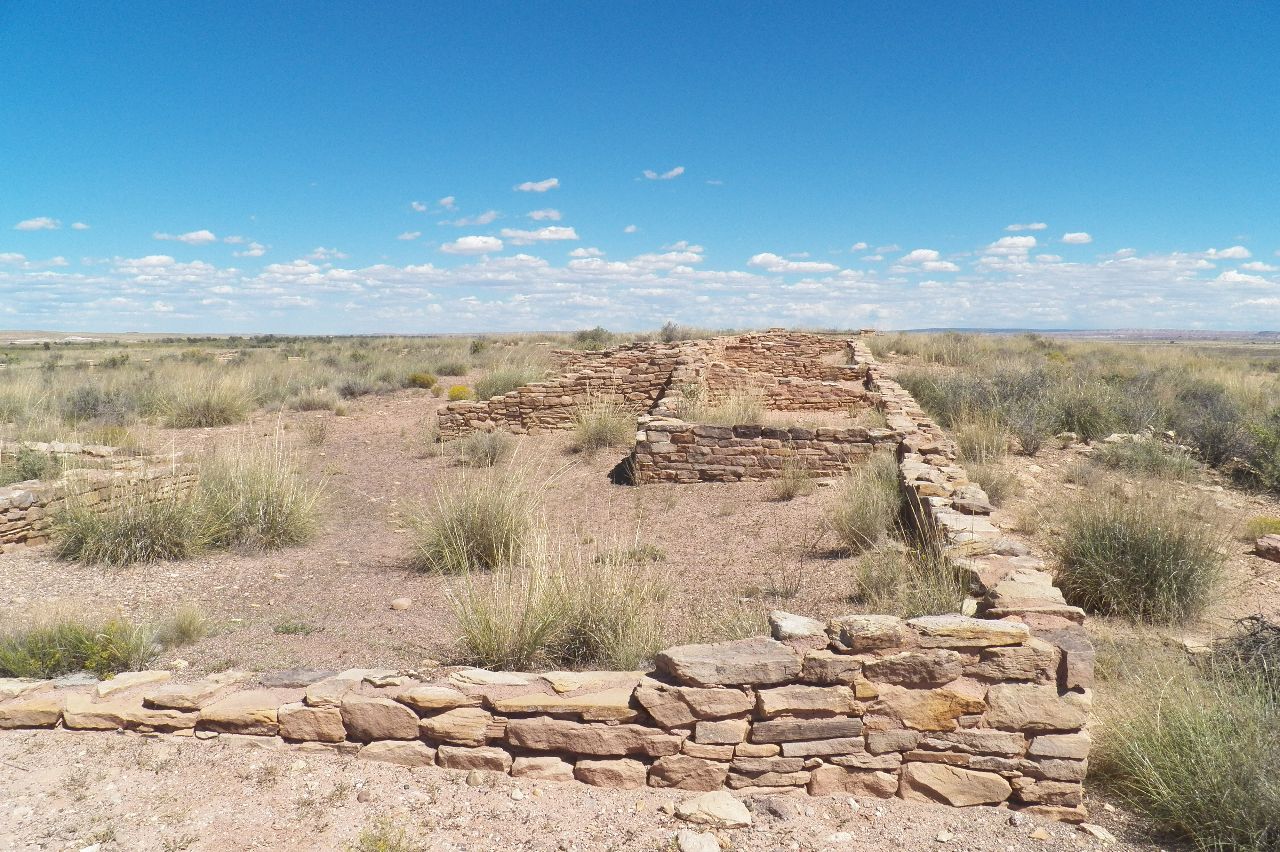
left=306, top=246, right=350, bottom=261
left=233, top=242, right=267, bottom=258
left=1005, top=222, right=1047, bottom=232
left=439, top=196, right=456, bottom=210
left=15, top=217, right=60, bottom=231
left=747, top=252, right=840, bottom=273
left=899, top=248, right=941, bottom=263
left=397, top=231, right=422, bottom=241
left=515, top=178, right=559, bottom=192
left=440, top=235, right=503, bottom=255
left=1241, top=261, right=1278, bottom=272
left=850, top=242, right=868, bottom=251
left=922, top=260, right=960, bottom=272
left=623, top=224, right=638, bottom=234
left=570, top=247, right=604, bottom=258
left=440, top=210, right=500, bottom=227
left=411, top=201, right=428, bottom=212
left=1214, top=269, right=1269, bottom=286
left=527, top=209, right=561, bottom=221
left=71, top=222, right=90, bottom=231
left=499, top=226, right=579, bottom=245
left=154, top=229, right=218, bottom=245
left=1062, top=232, right=1093, bottom=244
left=642, top=166, right=685, bottom=180
left=1205, top=245, right=1250, bottom=259
left=986, top=236, right=1037, bottom=255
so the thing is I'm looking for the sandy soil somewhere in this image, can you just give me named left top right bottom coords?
left=0, top=729, right=1171, bottom=852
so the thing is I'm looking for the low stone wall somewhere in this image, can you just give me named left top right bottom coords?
left=720, top=332, right=858, bottom=382
left=0, top=439, right=120, bottom=463
left=701, top=363, right=874, bottom=412
left=0, top=457, right=196, bottom=552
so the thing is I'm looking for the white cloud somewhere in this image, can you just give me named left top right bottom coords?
left=899, top=248, right=941, bottom=263
left=527, top=209, right=561, bottom=221
left=233, top=242, right=267, bottom=258
left=1215, top=269, right=1269, bottom=286
left=223, top=235, right=246, bottom=244
left=438, top=196, right=456, bottom=210
left=151, top=301, right=175, bottom=313
left=441, top=210, right=500, bottom=227
left=397, top=231, right=422, bottom=241
left=1241, top=261, right=1278, bottom=272
left=15, top=217, right=60, bottom=231
left=1062, top=232, right=1093, bottom=245
left=499, top=226, right=579, bottom=245
left=440, top=235, right=503, bottom=255
left=705, top=179, right=724, bottom=186
left=986, top=236, right=1037, bottom=255
left=850, top=242, right=868, bottom=251
left=747, top=252, right=840, bottom=273
left=154, top=229, right=218, bottom=245
left=1205, top=245, right=1250, bottom=259
left=624, top=225, right=638, bottom=234
left=570, top=247, right=604, bottom=258
left=642, top=166, right=685, bottom=180
left=0, top=253, right=26, bottom=264
left=1036, top=254, right=1063, bottom=263
left=922, top=260, right=960, bottom=272
left=71, top=222, right=90, bottom=231
left=411, top=201, right=428, bottom=212
left=307, top=246, right=350, bottom=261
left=1005, top=222, right=1047, bottom=232
left=514, top=178, right=559, bottom=193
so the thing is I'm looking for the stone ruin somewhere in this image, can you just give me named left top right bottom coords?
left=0, top=331, right=1093, bottom=819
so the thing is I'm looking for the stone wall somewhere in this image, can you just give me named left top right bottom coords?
left=0, top=455, right=197, bottom=552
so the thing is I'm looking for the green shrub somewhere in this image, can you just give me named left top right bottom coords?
left=336, top=376, right=377, bottom=399
left=0, top=609, right=207, bottom=679
left=1056, top=491, right=1223, bottom=623
left=446, top=385, right=472, bottom=401
left=0, top=447, right=57, bottom=486
left=198, top=441, right=324, bottom=551
left=1093, top=440, right=1199, bottom=481
left=53, top=485, right=209, bottom=566
left=769, top=456, right=816, bottom=501
left=827, top=453, right=901, bottom=552
left=1243, top=516, right=1280, bottom=541
left=60, top=384, right=138, bottom=425
left=435, top=361, right=469, bottom=377
left=406, top=371, right=437, bottom=389
left=405, top=474, right=535, bottom=573
left=848, top=544, right=968, bottom=618
left=349, top=819, right=421, bottom=852
left=458, top=430, right=513, bottom=468
left=571, top=400, right=634, bottom=454
left=290, top=388, right=340, bottom=412
left=954, top=415, right=1009, bottom=465
left=573, top=327, right=614, bottom=350
left=163, top=379, right=251, bottom=428
left=474, top=365, right=542, bottom=400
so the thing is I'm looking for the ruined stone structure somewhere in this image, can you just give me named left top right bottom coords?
left=0, top=332, right=1092, bottom=818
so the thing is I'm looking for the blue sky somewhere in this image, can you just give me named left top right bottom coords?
left=2, top=2, right=1278, bottom=333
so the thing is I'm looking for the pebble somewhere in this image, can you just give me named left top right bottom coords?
left=936, top=830, right=954, bottom=843
left=390, top=597, right=413, bottom=611
left=465, top=770, right=485, bottom=787
left=1030, top=827, right=1050, bottom=841
left=675, top=830, right=719, bottom=852
left=1079, top=823, right=1118, bottom=844
left=356, top=789, right=374, bottom=803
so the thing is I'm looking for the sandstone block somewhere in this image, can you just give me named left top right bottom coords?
left=727, top=770, right=810, bottom=788
left=648, top=754, right=729, bottom=790
left=144, top=671, right=249, bottom=711
left=575, top=757, right=647, bottom=789
left=756, top=685, right=858, bottom=718
left=779, top=737, right=864, bottom=757
left=751, top=716, right=861, bottom=743
left=359, top=740, right=436, bottom=767
left=831, top=752, right=903, bottom=771
left=870, top=681, right=986, bottom=732
left=394, top=685, right=479, bottom=713
left=907, top=615, right=1028, bottom=648
left=199, top=690, right=286, bottom=735
left=827, top=615, right=906, bottom=652
left=969, top=638, right=1057, bottom=682
left=656, top=637, right=799, bottom=688
left=635, top=683, right=696, bottom=728
left=734, top=742, right=780, bottom=758
left=984, top=684, right=1091, bottom=733
left=1012, top=777, right=1083, bottom=807
left=341, top=694, right=421, bottom=742
left=864, top=650, right=964, bottom=687
left=437, top=745, right=512, bottom=772
left=921, top=729, right=1026, bottom=756
left=0, top=678, right=48, bottom=702
left=505, top=716, right=682, bottom=757
left=278, top=703, right=345, bottom=742
left=674, top=790, right=752, bottom=828
left=768, top=610, right=826, bottom=641
left=678, top=687, right=754, bottom=719
left=1028, top=731, right=1091, bottom=760
left=695, top=718, right=749, bottom=744
left=807, top=765, right=898, bottom=798
left=490, top=687, right=637, bottom=722
left=866, top=729, right=921, bottom=754
left=96, top=670, right=171, bottom=698
left=418, top=707, right=492, bottom=746
left=900, top=762, right=1012, bottom=807
left=62, top=694, right=196, bottom=732
left=512, top=755, right=574, bottom=781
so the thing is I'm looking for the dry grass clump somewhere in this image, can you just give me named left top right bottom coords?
left=0, top=608, right=208, bottom=678
left=1092, top=439, right=1199, bottom=481
left=199, top=439, right=325, bottom=551
left=1055, top=489, right=1223, bottom=623
left=474, top=364, right=543, bottom=400
left=289, top=388, right=340, bottom=412
left=954, top=413, right=1010, bottom=465
left=1093, top=637, right=1280, bottom=851
left=162, top=376, right=253, bottom=428
left=680, top=385, right=765, bottom=426
left=769, top=456, right=816, bottom=501
left=848, top=541, right=967, bottom=618
left=457, top=430, right=514, bottom=468
left=966, top=460, right=1022, bottom=507
left=349, top=818, right=421, bottom=852
left=405, top=473, right=535, bottom=573
left=570, top=400, right=634, bottom=455
left=53, top=484, right=210, bottom=565
left=827, top=452, right=901, bottom=551
left=0, top=446, right=58, bottom=486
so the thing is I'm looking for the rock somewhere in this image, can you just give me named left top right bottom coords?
left=0, top=696, right=63, bottom=728
left=828, top=614, right=906, bottom=651
left=923, top=730, right=1027, bottom=756
left=768, top=610, right=825, bottom=640
left=0, top=678, right=47, bottom=702
left=675, top=829, right=720, bottom=852
left=753, top=796, right=802, bottom=820
left=1256, top=534, right=1280, bottom=562
left=969, top=639, right=1057, bottom=682
left=448, top=669, right=531, bottom=687
left=490, top=686, right=638, bottom=722
left=866, top=729, right=921, bottom=754
left=144, top=671, right=249, bottom=711
left=1030, top=827, right=1051, bottom=841
left=648, top=754, right=730, bottom=791
left=465, top=769, right=485, bottom=786
left=389, top=597, right=413, bottom=610
left=418, top=707, right=492, bottom=745
left=751, top=716, right=861, bottom=743
left=395, top=685, right=479, bottom=713
left=511, top=755, right=574, bottom=781
left=864, top=650, right=964, bottom=687
left=340, top=694, right=421, bottom=741
left=984, top=684, right=1091, bottom=733
left=780, top=737, right=864, bottom=757
left=259, top=668, right=336, bottom=689
left=674, top=790, right=752, bottom=828
left=656, top=637, right=800, bottom=688
left=831, top=752, right=904, bottom=771
left=900, top=762, right=1012, bottom=807
left=62, top=694, right=196, bottom=732
left=635, top=684, right=697, bottom=728
left=907, top=615, right=1028, bottom=648
left=359, top=740, right=436, bottom=767
left=734, top=742, right=779, bottom=757
left=678, top=687, right=754, bottom=719
left=683, top=742, right=734, bottom=760
left=303, top=674, right=362, bottom=708
left=756, top=684, right=858, bottom=718
left=95, top=670, right=171, bottom=698
left=199, top=690, right=290, bottom=735
left=695, top=718, right=749, bottom=744
left=436, top=745, right=513, bottom=772
left=1078, top=823, right=1117, bottom=844
left=574, top=757, right=647, bottom=789
left=951, top=484, right=993, bottom=515
left=870, top=681, right=986, bottom=731
left=1028, top=732, right=1091, bottom=759
left=277, top=703, right=345, bottom=743
left=505, top=716, right=682, bottom=757
left=1011, top=777, right=1084, bottom=807
left=727, top=770, right=810, bottom=788
left=807, top=765, right=898, bottom=797
left=800, top=651, right=875, bottom=696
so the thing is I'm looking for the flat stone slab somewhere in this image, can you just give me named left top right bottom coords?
left=656, top=638, right=800, bottom=688
left=96, top=670, right=171, bottom=698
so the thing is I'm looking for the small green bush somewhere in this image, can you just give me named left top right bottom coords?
left=458, top=430, right=513, bottom=468
left=0, top=609, right=207, bottom=679
left=446, top=385, right=473, bottom=401
left=163, top=380, right=251, bottom=428
left=405, top=475, right=535, bottom=573
left=336, top=376, right=377, bottom=399
left=53, top=486, right=209, bottom=566
left=1056, top=491, right=1223, bottom=623
left=1243, top=516, right=1280, bottom=541
left=406, top=371, right=437, bottom=389
left=0, top=447, right=57, bottom=486
left=60, top=384, right=138, bottom=425
left=573, top=327, right=614, bottom=350
left=435, top=361, right=469, bottom=377
left=290, top=388, right=340, bottom=412
left=1093, top=440, right=1199, bottom=481
left=827, top=453, right=901, bottom=552
left=571, top=400, right=634, bottom=455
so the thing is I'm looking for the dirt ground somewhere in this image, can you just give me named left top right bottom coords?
left=0, top=729, right=1171, bottom=852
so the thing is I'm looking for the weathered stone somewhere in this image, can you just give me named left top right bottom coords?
left=870, top=681, right=986, bottom=731
left=1256, top=534, right=1280, bottom=562
left=574, top=757, right=647, bottom=789
left=635, top=684, right=696, bottom=728
left=1027, top=757, right=1088, bottom=782
left=756, top=685, right=858, bottom=718
left=491, top=687, right=637, bottom=722
left=807, top=765, right=898, bottom=798
left=674, top=790, right=752, bottom=827
left=828, top=615, right=906, bottom=651
left=340, top=694, right=421, bottom=741
left=63, top=694, right=196, bottom=732
left=751, top=716, right=861, bottom=743
left=436, top=745, right=512, bottom=772
left=95, top=670, right=171, bottom=698
left=969, top=638, right=1057, bottom=682
left=417, top=707, right=492, bottom=746
left=779, top=737, right=864, bottom=757
left=1030, top=623, right=1096, bottom=691
left=1028, top=732, right=1091, bottom=760
left=505, top=716, right=682, bottom=757
left=1012, top=777, right=1083, bottom=807
left=799, top=651, right=876, bottom=698
left=908, top=615, right=1028, bottom=648
left=922, top=730, right=1026, bottom=756
left=144, top=671, right=249, bottom=711
left=259, top=668, right=336, bottom=688
left=303, top=675, right=362, bottom=709
left=864, top=650, right=964, bottom=687
left=676, top=829, right=720, bottom=852
left=511, top=755, right=574, bottom=781
left=359, top=740, right=436, bottom=767
left=648, top=754, right=730, bottom=790
left=678, top=687, right=754, bottom=719
left=0, top=679, right=47, bottom=702
left=866, top=729, right=920, bottom=754
left=682, top=741, right=733, bottom=760
left=727, top=770, right=810, bottom=788
left=0, top=696, right=63, bottom=728
left=394, top=685, right=479, bottom=713
left=278, top=703, right=345, bottom=742
left=448, top=669, right=531, bottom=687
left=731, top=756, right=805, bottom=774
left=734, top=742, right=780, bottom=757
left=656, top=637, right=800, bottom=688
left=900, top=762, right=1012, bottom=807
left=984, top=684, right=1091, bottom=733
left=768, top=610, right=825, bottom=641
left=199, top=690, right=288, bottom=735
left=831, top=751, right=903, bottom=771
left=695, top=718, right=749, bottom=744
left=1020, top=804, right=1088, bottom=823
